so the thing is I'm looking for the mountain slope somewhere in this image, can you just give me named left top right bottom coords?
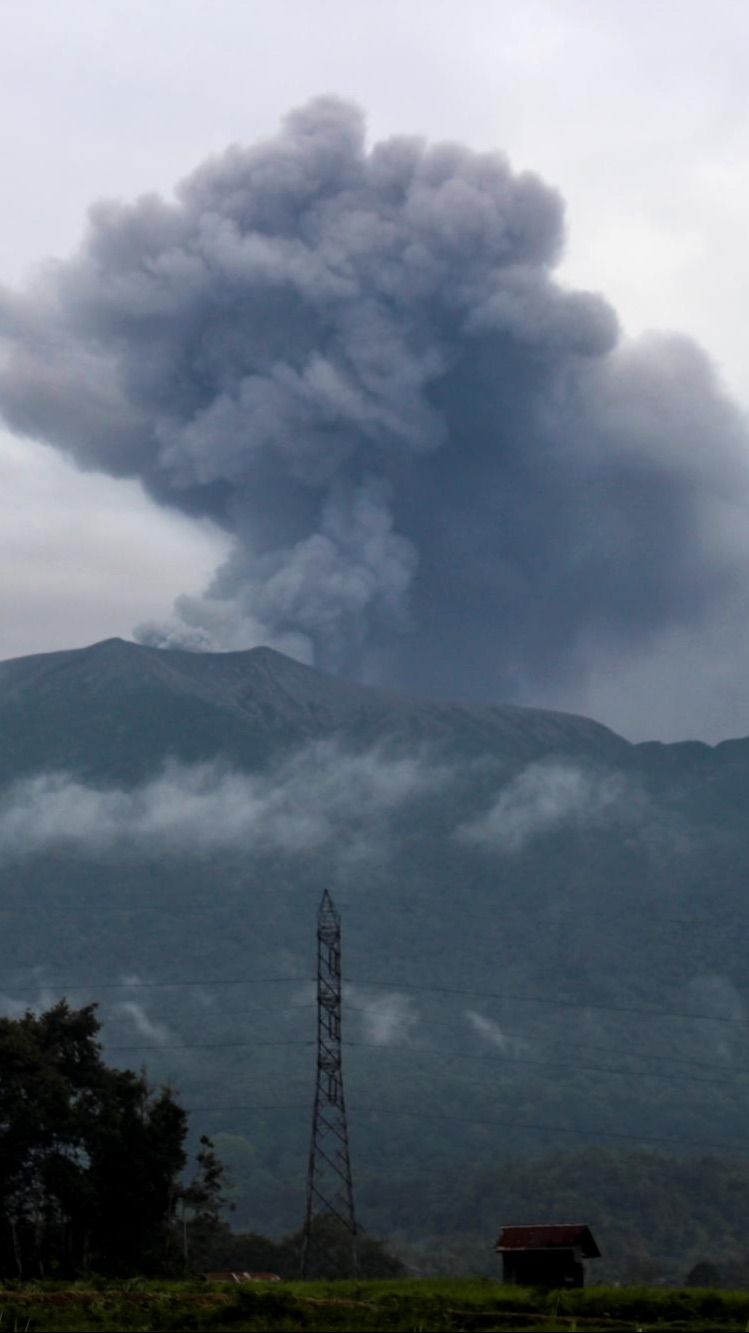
left=0, top=637, right=630, bottom=781
left=2, top=638, right=749, bottom=1266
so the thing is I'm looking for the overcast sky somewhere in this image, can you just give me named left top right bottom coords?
left=2, top=0, right=749, bottom=742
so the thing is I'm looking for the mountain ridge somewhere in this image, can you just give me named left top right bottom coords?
left=0, top=636, right=632, bottom=780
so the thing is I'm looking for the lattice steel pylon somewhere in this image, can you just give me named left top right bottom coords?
left=300, top=889, right=358, bottom=1278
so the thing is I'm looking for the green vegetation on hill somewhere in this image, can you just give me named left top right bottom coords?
left=4, top=641, right=749, bottom=1277
left=375, top=1148, right=749, bottom=1285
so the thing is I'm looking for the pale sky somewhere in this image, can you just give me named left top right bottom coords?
left=2, top=0, right=749, bottom=741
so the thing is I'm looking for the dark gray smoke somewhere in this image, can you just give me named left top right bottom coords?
left=1, top=96, right=748, bottom=706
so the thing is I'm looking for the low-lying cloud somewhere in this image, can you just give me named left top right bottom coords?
left=465, top=1009, right=530, bottom=1057
left=466, top=1009, right=511, bottom=1052
left=0, top=742, right=446, bottom=862
left=112, top=984, right=172, bottom=1046
left=457, top=761, right=626, bottom=853
left=349, top=988, right=420, bottom=1046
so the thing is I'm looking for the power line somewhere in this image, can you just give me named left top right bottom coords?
left=107, top=1039, right=313, bottom=1052
left=101, top=1017, right=749, bottom=1081
left=77, top=969, right=749, bottom=1160
left=7, top=968, right=747, bottom=1028
left=343, top=1040, right=748, bottom=1091
left=347, top=1106, right=747, bottom=1155
left=350, top=977, right=749, bottom=1026
left=99, top=1002, right=749, bottom=1079
left=0, top=974, right=310, bottom=993
left=184, top=1102, right=309, bottom=1114
left=97, top=1001, right=317, bottom=1042
left=177, top=1098, right=747, bottom=1156
left=101, top=1002, right=316, bottom=1025
left=375, top=902, right=749, bottom=932
left=100, top=1027, right=749, bottom=1094
left=7, top=970, right=749, bottom=1040
left=0, top=889, right=354, bottom=917
left=529, top=1034, right=749, bottom=1074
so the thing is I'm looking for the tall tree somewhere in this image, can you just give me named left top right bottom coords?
left=0, top=1001, right=195, bottom=1277
left=179, top=1134, right=233, bottom=1272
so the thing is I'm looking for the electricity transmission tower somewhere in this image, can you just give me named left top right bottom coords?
left=300, top=889, right=358, bottom=1278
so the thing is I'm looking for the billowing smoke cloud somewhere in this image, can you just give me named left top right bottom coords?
left=1, top=97, right=749, bottom=715
left=0, top=742, right=445, bottom=861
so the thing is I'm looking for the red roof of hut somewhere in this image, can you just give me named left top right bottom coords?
left=495, top=1225, right=600, bottom=1257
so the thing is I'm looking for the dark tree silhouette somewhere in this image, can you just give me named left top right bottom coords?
left=0, top=1001, right=199, bottom=1277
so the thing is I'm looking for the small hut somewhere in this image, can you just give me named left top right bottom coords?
left=495, top=1224, right=600, bottom=1288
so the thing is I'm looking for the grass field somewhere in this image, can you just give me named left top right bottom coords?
left=1, top=1278, right=749, bottom=1331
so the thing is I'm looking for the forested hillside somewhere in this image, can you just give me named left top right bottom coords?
left=2, top=638, right=749, bottom=1273
left=372, top=1149, right=749, bottom=1284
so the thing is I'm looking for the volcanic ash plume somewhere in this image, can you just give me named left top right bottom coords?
left=1, top=96, right=748, bottom=707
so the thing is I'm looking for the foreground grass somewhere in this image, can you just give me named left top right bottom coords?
left=0, top=1277, right=748, bottom=1330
